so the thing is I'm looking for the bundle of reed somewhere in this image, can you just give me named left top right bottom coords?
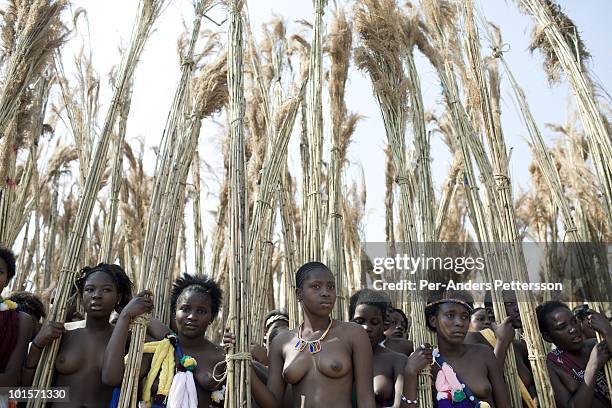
left=517, top=0, right=612, bottom=226
left=303, top=0, right=327, bottom=262
left=383, top=144, right=401, bottom=307
left=278, top=169, right=299, bottom=327
left=354, top=0, right=431, bottom=403
left=100, top=80, right=132, bottom=264
left=460, top=3, right=554, bottom=405
left=192, top=148, right=205, bottom=275
left=249, top=84, right=305, bottom=343
left=27, top=0, right=166, bottom=404
left=323, top=8, right=351, bottom=321
left=224, top=0, right=251, bottom=406
left=414, top=2, right=525, bottom=403
left=42, top=191, right=59, bottom=289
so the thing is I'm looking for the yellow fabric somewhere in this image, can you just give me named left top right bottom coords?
left=124, top=338, right=175, bottom=408
left=480, top=329, right=537, bottom=408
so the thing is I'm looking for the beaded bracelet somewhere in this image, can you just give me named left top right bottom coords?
left=401, top=395, right=417, bottom=405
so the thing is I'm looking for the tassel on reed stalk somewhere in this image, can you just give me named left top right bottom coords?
left=518, top=0, right=612, bottom=226
left=224, top=1, right=251, bottom=406
left=28, top=1, right=166, bottom=405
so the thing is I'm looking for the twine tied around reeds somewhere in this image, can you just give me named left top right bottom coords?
left=211, top=351, right=253, bottom=383
left=395, top=176, right=410, bottom=185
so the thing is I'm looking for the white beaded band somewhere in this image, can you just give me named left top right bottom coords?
left=401, top=395, right=417, bottom=405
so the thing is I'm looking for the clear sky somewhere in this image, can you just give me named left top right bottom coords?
left=21, top=1, right=612, bottom=254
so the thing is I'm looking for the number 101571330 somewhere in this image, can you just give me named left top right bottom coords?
left=1, top=387, right=69, bottom=402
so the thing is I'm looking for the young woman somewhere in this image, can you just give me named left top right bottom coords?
left=536, top=300, right=611, bottom=408
left=0, top=246, right=33, bottom=388
left=22, top=263, right=133, bottom=407
left=468, top=308, right=491, bottom=332
left=382, top=307, right=413, bottom=357
left=103, top=273, right=226, bottom=407
left=403, top=289, right=510, bottom=408
left=227, top=261, right=376, bottom=408
left=350, top=289, right=407, bottom=407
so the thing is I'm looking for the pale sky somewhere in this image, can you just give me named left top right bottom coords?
left=9, top=1, right=612, bottom=267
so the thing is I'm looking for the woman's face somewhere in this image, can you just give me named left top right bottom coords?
left=542, top=307, right=583, bottom=352
left=296, top=268, right=336, bottom=317
left=175, top=290, right=213, bottom=338
left=81, top=271, right=120, bottom=317
left=353, top=304, right=385, bottom=347
left=384, top=310, right=407, bottom=339
left=429, top=302, right=470, bottom=344
left=0, top=257, right=9, bottom=292
left=469, top=309, right=491, bottom=332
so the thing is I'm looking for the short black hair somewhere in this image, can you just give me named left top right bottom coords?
left=0, top=246, right=16, bottom=282
left=75, top=263, right=133, bottom=312
left=9, top=291, right=47, bottom=321
left=171, top=273, right=222, bottom=319
left=471, top=307, right=486, bottom=314
left=349, top=289, right=391, bottom=320
left=425, top=289, right=474, bottom=331
left=389, top=307, right=409, bottom=328
left=536, top=300, right=569, bottom=333
left=295, top=261, right=332, bottom=289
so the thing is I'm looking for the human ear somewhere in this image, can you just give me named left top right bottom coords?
left=296, top=288, right=302, bottom=302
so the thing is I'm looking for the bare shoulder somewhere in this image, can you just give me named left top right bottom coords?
left=340, top=320, right=366, bottom=333
left=384, top=348, right=408, bottom=367
left=206, top=340, right=226, bottom=363
left=464, top=331, right=487, bottom=345
left=17, top=311, right=33, bottom=334
left=466, top=342, right=495, bottom=360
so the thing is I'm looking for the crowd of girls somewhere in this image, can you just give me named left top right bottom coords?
left=1, top=246, right=611, bottom=407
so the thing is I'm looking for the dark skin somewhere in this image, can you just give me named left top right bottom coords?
left=103, top=290, right=225, bottom=407
left=22, top=271, right=123, bottom=407
left=541, top=307, right=612, bottom=408
left=475, top=297, right=536, bottom=399
left=0, top=258, right=33, bottom=387
left=405, top=303, right=510, bottom=408
left=353, top=304, right=407, bottom=407
left=383, top=310, right=414, bottom=357
left=227, top=268, right=376, bottom=408
left=468, top=309, right=491, bottom=332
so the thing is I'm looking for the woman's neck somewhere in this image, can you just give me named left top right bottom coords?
left=85, top=314, right=111, bottom=331
left=178, top=332, right=207, bottom=349
left=437, top=335, right=466, bottom=359
left=302, top=313, right=331, bottom=335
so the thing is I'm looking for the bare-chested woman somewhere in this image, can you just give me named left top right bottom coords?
left=227, top=261, right=376, bottom=408
left=350, top=289, right=407, bottom=407
left=0, top=246, right=33, bottom=390
left=103, top=273, right=226, bottom=407
left=403, top=290, right=510, bottom=408
left=22, top=263, right=133, bottom=407
left=536, top=300, right=611, bottom=408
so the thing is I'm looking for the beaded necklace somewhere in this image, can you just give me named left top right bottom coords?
left=294, top=318, right=333, bottom=354
left=0, top=297, right=17, bottom=312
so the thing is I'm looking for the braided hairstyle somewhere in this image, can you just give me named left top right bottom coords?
left=295, top=261, right=332, bottom=289
left=170, top=273, right=222, bottom=319
left=75, top=263, right=133, bottom=312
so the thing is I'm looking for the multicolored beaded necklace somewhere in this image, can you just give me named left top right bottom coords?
left=294, top=318, right=333, bottom=354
